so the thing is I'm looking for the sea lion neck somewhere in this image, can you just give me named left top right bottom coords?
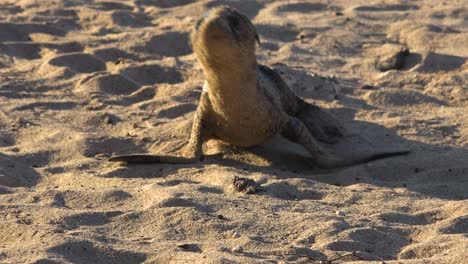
left=200, top=59, right=260, bottom=116
left=201, top=59, right=258, bottom=95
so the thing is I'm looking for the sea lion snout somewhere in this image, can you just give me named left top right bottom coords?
left=193, top=6, right=259, bottom=46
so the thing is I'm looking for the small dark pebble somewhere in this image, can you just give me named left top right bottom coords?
left=376, top=47, right=410, bottom=72
left=232, top=176, right=262, bottom=194
left=177, top=244, right=202, bottom=253
left=361, top=84, right=377, bottom=90
left=297, top=33, right=306, bottom=40
left=335, top=11, right=344, bottom=16
left=217, top=214, right=224, bottom=220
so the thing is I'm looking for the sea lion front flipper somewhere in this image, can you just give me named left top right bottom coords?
left=281, top=116, right=409, bottom=168
left=109, top=91, right=211, bottom=164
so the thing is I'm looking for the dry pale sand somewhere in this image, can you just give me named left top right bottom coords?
left=0, top=0, right=467, bottom=263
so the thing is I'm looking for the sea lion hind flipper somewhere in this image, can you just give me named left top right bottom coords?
left=108, top=154, right=198, bottom=164
left=282, top=117, right=409, bottom=168
left=295, top=102, right=343, bottom=144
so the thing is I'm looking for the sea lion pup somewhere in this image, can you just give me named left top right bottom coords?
left=109, top=6, right=408, bottom=168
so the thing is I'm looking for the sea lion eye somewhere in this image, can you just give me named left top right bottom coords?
left=229, top=16, right=240, bottom=28
left=195, top=17, right=204, bottom=30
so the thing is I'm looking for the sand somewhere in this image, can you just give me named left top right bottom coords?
left=0, top=0, right=467, bottom=263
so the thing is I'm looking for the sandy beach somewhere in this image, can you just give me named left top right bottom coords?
left=0, top=0, right=467, bottom=263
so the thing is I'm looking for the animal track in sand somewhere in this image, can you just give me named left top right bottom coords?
left=263, top=181, right=324, bottom=200
left=119, top=64, right=184, bottom=85
left=0, top=23, right=66, bottom=42
left=83, top=137, right=143, bottom=158
left=156, top=103, right=197, bottom=119
left=39, top=189, right=133, bottom=209
left=364, top=89, right=446, bottom=107
left=78, top=9, right=151, bottom=30
left=157, top=197, right=201, bottom=208
left=135, top=0, right=195, bottom=8
left=378, top=211, right=442, bottom=226
left=109, top=11, right=151, bottom=27
left=0, top=154, right=41, bottom=187
left=398, top=236, right=462, bottom=259
left=35, top=8, right=78, bottom=17
left=0, top=24, right=31, bottom=41
left=0, top=42, right=41, bottom=59
left=437, top=215, right=468, bottom=234
left=327, top=228, right=408, bottom=259
left=415, top=52, right=466, bottom=73
left=61, top=211, right=123, bottom=229
left=92, top=47, right=139, bottom=62
left=75, top=73, right=140, bottom=95
left=136, top=32, right=191, bottom=57
left=13, top=101, right=78, bottom=111
left=276, top=3, right=327, bottom=13
left=47, top=240, right=146, bottom=264
left=1, top=41, right=82, bottom=60
left=47, top=53, right=106, bottom=73
left=353, top=4, right=419, bottom=12
left=255, top=24, right=300, bottom=42
left=91, top=1, right=133, bottom=11
left=0, top=4, right=23, bottom=15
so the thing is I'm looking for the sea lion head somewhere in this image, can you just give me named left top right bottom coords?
left=191, top=6, right=260, bottom=71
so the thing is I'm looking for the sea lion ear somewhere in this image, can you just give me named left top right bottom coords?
left=255, top=32, right=260, bottom=45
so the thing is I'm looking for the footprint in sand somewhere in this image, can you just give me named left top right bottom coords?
left=255, top=24, right=300, bottom=42
left=135, top=32, right=192, bottom=57
left=91, top=1, right=133, bottom=11
left=276, top=2, right=327, bottom=13
left=83, top=137, right=143, bottom=158
left=327, top=228, right=408, bottom=259
left=0, top=42, right=41, bottom=59
left=156, top=103, right=196, bottom=119
left=47, top=240, right=146, bottom=264
left=353, top=4, right=419, bottom=12
left=0, top=154, right=41, bottom=187
left=44, top=53, right=106, bottom=74
left=75, top=73, right=140, bottom=95
left=0, top=23, right=66, bottom=42
left=135, top=0, right=195, bottom=8
left=437, top=215, right=468, bottom=235
left=378, top=211, right=442, bottom=226
left=119, top=63, right=184, bottom=85
left=363, top=89, right=446, bottom=107
left=61, top=211, right=123, bottom=230
left=92, top=47, right=139, bottom=62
